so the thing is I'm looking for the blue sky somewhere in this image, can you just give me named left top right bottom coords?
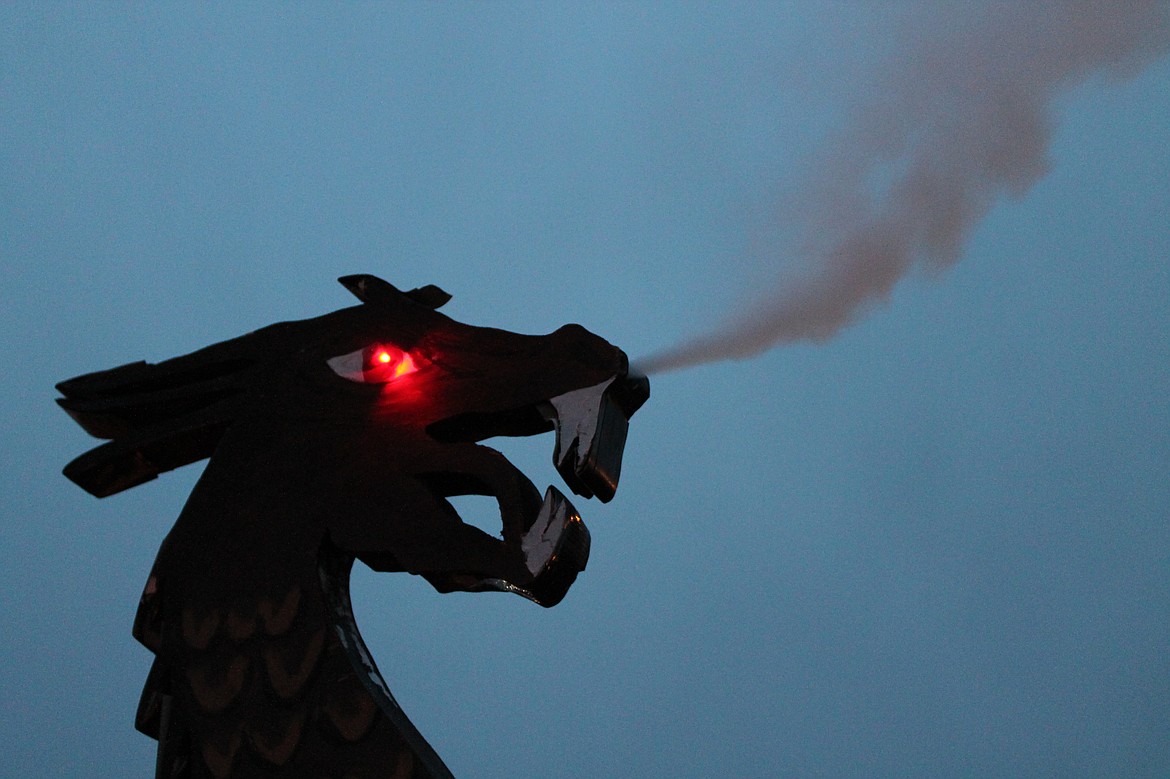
left=3, top=4, right=1168, bottom=777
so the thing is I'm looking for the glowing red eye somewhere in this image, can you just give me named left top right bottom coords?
left=365, top=346, right=416, bottom=381
left=363, top=345, right=417, bottom=382
left=327, top=344, right=418, bottom=384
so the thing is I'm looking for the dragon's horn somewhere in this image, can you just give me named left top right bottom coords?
left=338, top=274, right=451, bottom=309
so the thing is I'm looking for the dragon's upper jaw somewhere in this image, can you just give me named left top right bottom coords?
left=422, top=366, right=648, bottom=508
left=541, top=371, right=650, bottom=504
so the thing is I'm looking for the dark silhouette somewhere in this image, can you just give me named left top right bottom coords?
left=57, top=275, right=648, bottom=778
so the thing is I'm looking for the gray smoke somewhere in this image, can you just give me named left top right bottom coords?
left=639, top=1, right=1170, bottom=374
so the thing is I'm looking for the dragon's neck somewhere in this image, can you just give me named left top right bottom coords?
left=318, top=547, right=454, bottom=778
left=138, top=531, right=456, bottom=778
left=133, top=419, right=464, bottom=777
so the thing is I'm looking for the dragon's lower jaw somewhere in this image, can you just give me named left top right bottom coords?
left=471, top=486, right=590, bottom=608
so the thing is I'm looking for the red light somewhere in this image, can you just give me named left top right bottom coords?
left=393, top=353, right=417, bottom=378
left=365, top=345, right=417, bottom=383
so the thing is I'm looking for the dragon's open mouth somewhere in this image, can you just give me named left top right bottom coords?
left=424, top=368, right=649, bottom=605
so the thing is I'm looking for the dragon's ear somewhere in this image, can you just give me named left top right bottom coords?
left=338, top=275, right=451, bottom=310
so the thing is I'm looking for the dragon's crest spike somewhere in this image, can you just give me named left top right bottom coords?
left=338, top=273, right=451, bottom=309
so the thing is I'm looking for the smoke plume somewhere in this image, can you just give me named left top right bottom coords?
left=639, top=1, right=1170, bottom=374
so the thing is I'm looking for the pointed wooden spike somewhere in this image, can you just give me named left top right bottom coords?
left=337, top=274, right=405, bottom=306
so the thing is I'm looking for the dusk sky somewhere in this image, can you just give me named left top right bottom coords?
left=3, top=4, right=1168, bottom=777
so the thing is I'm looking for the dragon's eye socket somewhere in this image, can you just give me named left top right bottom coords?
left=327, top=344, right=417, bottom=384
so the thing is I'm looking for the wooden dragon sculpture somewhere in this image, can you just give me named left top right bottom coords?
left=57, top=274, right=649, bottom=778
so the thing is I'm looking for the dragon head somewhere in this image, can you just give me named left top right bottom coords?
left=57, top=274, right=648, bottom=605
